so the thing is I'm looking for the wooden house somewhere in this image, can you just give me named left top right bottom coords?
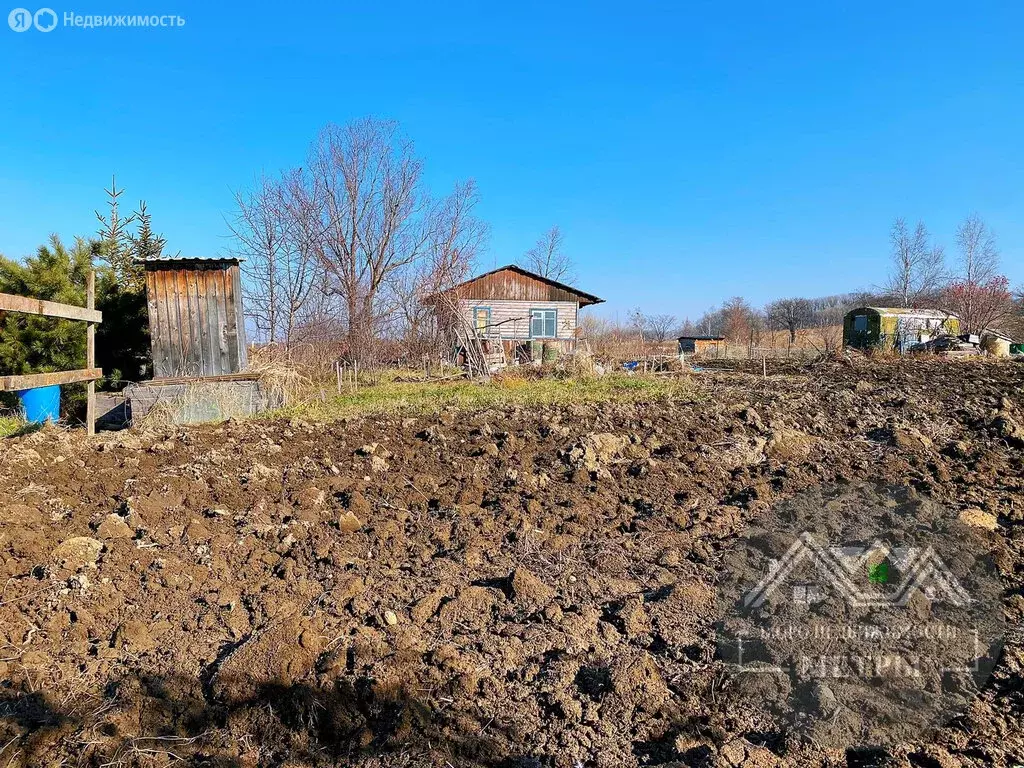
left=429, top=265, right=604, bottom=362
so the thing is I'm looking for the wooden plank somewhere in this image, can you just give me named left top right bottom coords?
left=184, top=267, right=203, bottom=377
left=169, top=268, right=186, bottom=375
left=231, top=264, right=248, bottom=369
left=149, top=372, right=260, bottom=386
left=208, top=268, right=228, bottom=375
left=86, top=271, right=96, bottom=436
left=0, top=368, right=103, bottom=392
left=172, top=269, right=193, bottom=375
left=193, top=267, right=212, bottom=377
left=0, top=292, right=102, bottom=323
left=160, top=269, right=180, bottom=377
left=144, top=271, right=165, bottom=376
left=148, top=270, right=167, bottom=377
left=222, top=266, right=240, bottom=372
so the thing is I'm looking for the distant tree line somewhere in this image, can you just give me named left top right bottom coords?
left=613, top=213, right=1022, bottom=349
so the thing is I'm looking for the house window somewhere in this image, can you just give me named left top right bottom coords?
left=530, top=308, right=557, bottom=338
left=853, top=315, right=867, bottom=332
left=473, top=307, right=491, bottom=334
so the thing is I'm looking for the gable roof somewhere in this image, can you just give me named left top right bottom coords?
left=432, top=264, right=604, bottom=307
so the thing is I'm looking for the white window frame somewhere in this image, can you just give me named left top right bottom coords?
left=530, top=307, right=557, bottom=338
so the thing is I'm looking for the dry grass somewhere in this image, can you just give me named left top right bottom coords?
left=0, top=415, right=26, bottom=438
left=268, top=366, right=701, bottom=421
left=248, top=346, right=314, bottom=405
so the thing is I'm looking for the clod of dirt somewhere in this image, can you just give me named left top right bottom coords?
left=96, top=514, right=133, bottom=540
left=438, top=586, right=502, bottom=631
left=510, top=568, right=555, bottom=612
left=346, top=490, right=372, bottom=518
left=338, top=511, right=363, bottom=532
left=111, top=620, right=156, bottom=653
left=991, top=415, right=1024, bottom=447
left=411, top=588, right=452, bottom=624
left=611, top=596, right=651, bottom=639
left=566, top=432, right=629, bottom=472
left=959, top=507, right=998, bottom=531
left=714, top=435, right=767, bottom=469
left=51, top=536, right=102, bottom=570
left=212, top=613, right=323, bottom=704
left=719, top=738, right=780, bottom=767
left=766, top=427, right=816, bottom=462
left=892, top=427, right=934, bottom=452
left=293, top=485, right=326, bottom=509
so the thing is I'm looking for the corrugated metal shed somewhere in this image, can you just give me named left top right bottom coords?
left=433, top=265, right=604, bottom=307
left=143, top=257, right=247, bottom=378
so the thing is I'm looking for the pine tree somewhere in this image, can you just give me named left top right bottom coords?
left=0, top=236, right=94, bottom=374
left=95, top=176, right=142, bottom=291
left=129, top=200, right=167, bottom=262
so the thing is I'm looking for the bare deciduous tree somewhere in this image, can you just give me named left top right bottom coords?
left=944, top=214, right=1011, bottom=334
left=230, top=118, right=485, bottom=365
left=640, top=313, right=678, bottom=343
left=766, top=297, right=813, bottom=343
left=955, top=214, right=999, bottom=287
left=299, top=119, right=429, bottom=362
left=722, top=296, right=758, bottom=343
left=392, top=180, right=489, bottom=353
left=519, top=225, right=574, bottom=283
left=230, top=172, right=323, bottom=344
left=884, top=218, right=946, bottom=308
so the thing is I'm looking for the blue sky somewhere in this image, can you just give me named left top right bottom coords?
left=1, top=0, right=1021, bottom=320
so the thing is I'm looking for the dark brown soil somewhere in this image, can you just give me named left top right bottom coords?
left=1, top=359, right=1023, bottom=768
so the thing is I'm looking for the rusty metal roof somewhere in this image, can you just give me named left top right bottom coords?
left=431, top=264, right=604, bottom=307
left=139, top=255, right=242, bottom=267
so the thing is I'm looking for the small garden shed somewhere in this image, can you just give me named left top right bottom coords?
left=143, top=256, right=247, bottom=378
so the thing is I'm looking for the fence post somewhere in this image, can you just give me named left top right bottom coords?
left=86, top=270, right=96, bottom=436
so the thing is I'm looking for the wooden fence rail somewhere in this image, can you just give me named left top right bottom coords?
left=0, top=271, right=102, bottom=434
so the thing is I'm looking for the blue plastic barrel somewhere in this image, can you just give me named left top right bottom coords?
left=16, top=385, right=61, bottom=423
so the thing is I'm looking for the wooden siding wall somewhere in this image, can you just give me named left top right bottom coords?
left=145, top=262, right=247, bottom=378
left=455, top=270, right=592, bottom=305
left=459, top=299, right=578, bottom=340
